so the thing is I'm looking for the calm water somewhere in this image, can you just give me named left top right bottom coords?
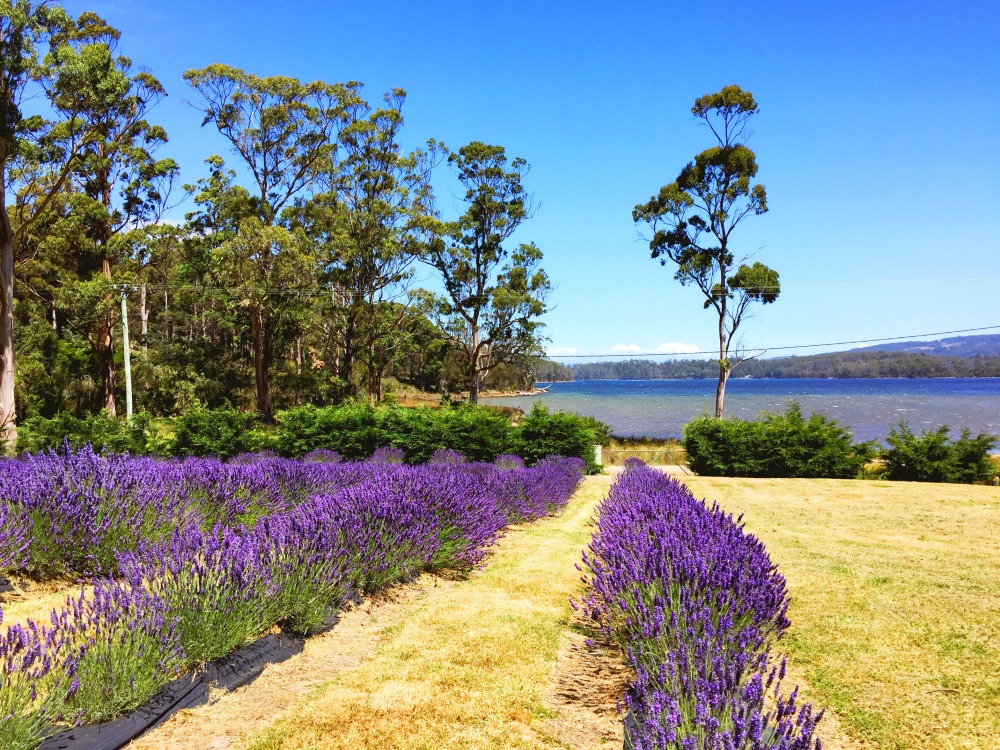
left=483, top=378, right=1000, bottom=442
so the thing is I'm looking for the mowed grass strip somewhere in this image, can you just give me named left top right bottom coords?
left=683, top=476, right=999, bottom=750
left=244, top=476, right=614, bottom=750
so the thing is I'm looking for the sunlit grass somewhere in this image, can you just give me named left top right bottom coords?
left=244, top=477, right=614, bottom=750
left=682, top=476, right=1000, bottom=750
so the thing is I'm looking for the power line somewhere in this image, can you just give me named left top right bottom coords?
left=548, top=325, right=1000, bottom=359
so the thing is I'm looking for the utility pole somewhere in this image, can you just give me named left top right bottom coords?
left=119, top=285, right=134, bottom=419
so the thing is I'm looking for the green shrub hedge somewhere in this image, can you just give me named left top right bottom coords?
left=682, top=403, right=874, bottom=478
left=17, top=412, right=157, bottom=455
left=170, top=406, right=278, bottom=458
left=275, top=403, right=514, bottom=463
left=881, top=422, right=997, bottom=484
left=516, top=404, right=600, bottom=473
left=11, top=403, right=606, bottom=472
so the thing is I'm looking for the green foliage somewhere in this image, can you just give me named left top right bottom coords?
left=15, top=400, right=609, bottom=469
left=8, top=50, right=536, bottom=430
left=169, top=406, right=275, bottom=459
left=576, top=413, right=613, bottom=446
left=278, top=403, right=604, bottom=468
left=275, top=403, right=513, bottom=463
left=683, top=403, right=874, bottom=478
left=881, top=422, right=997, bottom=484
left=16, top=411, right=157, bottom=455
left=276, top=403, right=387, bottom=461
left=515, top=403, right=601, bottom=474
left=633, top=84, right=778, bottom=417
left=421, top=141, right=550, bottom=403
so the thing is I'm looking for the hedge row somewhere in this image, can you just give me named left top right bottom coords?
left=16, top=403, right=605, bottom=473
left=683, top=403, right=997, bottom=483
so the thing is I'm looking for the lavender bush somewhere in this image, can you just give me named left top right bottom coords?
left=0, top=449, right=584, bottom=747
left=493, top=453, right=526, bottom=470
left=251, top=501, right=352, bottom=634
left=0, top=448, right=372, bottom=576
left=0, top=610, right=50, bottom=750
left=302, top=448, right=342, bottom=464
left=582, top=462, right=823, bottom=749
left=367, top=445, right=406, bottom=464
left=313, top=480, right=438, bottom=592
left=0, top=447, right=189, bottom=576
left=427, top=448, right=467, bottom=465
left=117, top=525, right=273, bottom=665
left=43, top=582, right=185, bottom=723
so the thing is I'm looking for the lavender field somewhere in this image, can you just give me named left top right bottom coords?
left=0, top=447, right=584, bottom=749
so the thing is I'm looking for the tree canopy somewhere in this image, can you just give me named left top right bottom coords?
left=633, top=84, right=779, bottom=417
left=1, top=7, right=551, bottom=440
left=421, top=141, right=550, bottom=403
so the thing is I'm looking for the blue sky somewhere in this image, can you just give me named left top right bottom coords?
left=63, top=0, right=1000, bottom=361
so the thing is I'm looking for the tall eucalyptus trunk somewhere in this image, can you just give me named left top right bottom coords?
left=139, top=282, right=149, bottom=346
left=250, top=303, right=273, bottom=423
left=97, top=246, right=116, bottom=417
left=715, top=280, right=729, bottom=419
left=0, top=171, right=16, bottom=448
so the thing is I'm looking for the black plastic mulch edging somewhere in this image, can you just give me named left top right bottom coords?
left=39, top=633, right=305, bottom=750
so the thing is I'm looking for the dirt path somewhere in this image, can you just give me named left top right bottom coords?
left=126, top=580, right=434, bottom=750
left=0, top=577, right=83, bottom=629
left=129, top=476, right=624, bottom=750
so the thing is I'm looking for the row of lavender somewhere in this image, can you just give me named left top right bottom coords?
left=580, top=462, right=823, bottom=749
left=0, top=447, right=584, bottom=749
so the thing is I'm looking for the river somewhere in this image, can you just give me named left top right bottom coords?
left=483, top=378, right=1000, bottom=442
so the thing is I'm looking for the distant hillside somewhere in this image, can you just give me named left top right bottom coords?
left=850, top=334, right=1000, bottom=357
left=534, top=334, right=1000, bottom=381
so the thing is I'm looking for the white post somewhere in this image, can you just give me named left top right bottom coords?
left=120, top=288, right=133, bottom=420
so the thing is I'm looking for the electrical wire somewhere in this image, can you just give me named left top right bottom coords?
left=548, top=325, right=1000, bottom=358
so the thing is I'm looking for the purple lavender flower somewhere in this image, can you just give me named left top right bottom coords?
left=582, top=463, right=822, bottom=749
left=0, top=449, right=585, bottom=743
left=367, top=446, right=406, bottom=464
left=427, top=448, right=467, bottom=465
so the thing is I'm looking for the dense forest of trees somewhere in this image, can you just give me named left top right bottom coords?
left=534, top=350, right=1000, bottom=382
left=1, top=3, right=549, bottom=443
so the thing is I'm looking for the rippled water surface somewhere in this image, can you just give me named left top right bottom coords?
left=483, top=378, right=1000, bottom=442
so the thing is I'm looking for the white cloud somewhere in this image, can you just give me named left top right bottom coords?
left=608, top=343, right=642, bottom=354
left=605, top=342, right=702, bottom=356
left=546, top=346, right=588, bottom=357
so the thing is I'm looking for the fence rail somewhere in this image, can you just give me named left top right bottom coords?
left=602, top=448, right=690, bottom=473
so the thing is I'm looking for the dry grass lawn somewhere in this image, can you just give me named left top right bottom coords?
left=682, top=476, right=999, bottom=750
left=243, top=476, right=621, bottom=750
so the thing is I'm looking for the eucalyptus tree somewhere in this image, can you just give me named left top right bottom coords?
left=310, top=88, right=442, bottom=401
left=1, top=3, right=152, bottom=442
left=421, top=141, right=551, bottom=403
left=55, top=32, right=177, bottom=416
left=184, top=65, right=359, bottom=420
left=218, top=218, right=316, bottom=420
left=124, top=222, right=183, bottom=347
left=633, top=85, right=780, bottom=418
